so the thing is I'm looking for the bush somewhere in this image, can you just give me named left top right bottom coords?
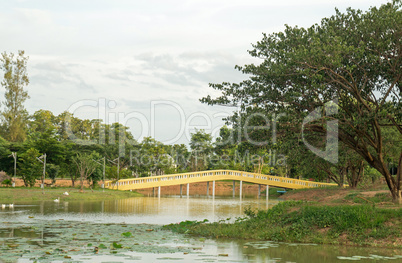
left=1, top=178, right=12, bottom=187
left=0, top=171, right=10, bottom=183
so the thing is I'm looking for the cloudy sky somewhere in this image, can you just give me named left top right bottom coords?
left=0, top=0, right=387, bottom=145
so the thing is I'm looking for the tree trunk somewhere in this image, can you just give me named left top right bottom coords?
left=370, top=154, right=402, bottom=204
left=348, top=167, right=358, bottom=189
left=347, top=161, right=364, bottom=189
left=394, top=153, right=402, bottom=204
left=319, top=163, right=344, bottom=187
left=337, top=167, right=346, bottom=187
left=80, top=171, right=84, bottom=192
left=70, top=174, right=75, bottom=187
left=338, top=124, right=401, bottom=204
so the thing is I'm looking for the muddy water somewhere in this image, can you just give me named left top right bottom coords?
left=0, top=196, right=401, bottom=262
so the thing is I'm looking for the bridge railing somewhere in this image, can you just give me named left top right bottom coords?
left=104, top=169, right=337, bottom=190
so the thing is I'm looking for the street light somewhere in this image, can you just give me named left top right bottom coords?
left=93, top=157, right=106, bottom=192
left=37, top=154, right=46, bottom=194
left=108, top=157, right=119, bottom=190
left=9, top=152, right=17, bottom=187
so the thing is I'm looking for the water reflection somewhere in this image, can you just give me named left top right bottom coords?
left=0, top=197, right=401, bottom=263
left=0, top=196, right=278, bottom=224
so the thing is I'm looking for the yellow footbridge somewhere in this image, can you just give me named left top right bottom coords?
left=105, top=170, right=336, bottom=197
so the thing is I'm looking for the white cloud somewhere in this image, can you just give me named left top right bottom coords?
left=0, top=0, right=388, bottom=144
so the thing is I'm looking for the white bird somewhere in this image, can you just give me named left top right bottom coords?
left=54, top=197, right=60, bottom=202
left=9, top=204, right=14, bottom=208
left=63, top=192, right=69, bottom=196
left=1, top=204, right=5, bottom=209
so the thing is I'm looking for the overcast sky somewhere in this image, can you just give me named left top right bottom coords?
left=0, top=0, right=387, bottom=145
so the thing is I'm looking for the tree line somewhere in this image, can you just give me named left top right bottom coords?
left=0, top=1, right=400, bottom=202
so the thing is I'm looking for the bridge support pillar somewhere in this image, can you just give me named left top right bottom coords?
left=266, top=185, right=269, bottom=200
left=233, top=181, right=235, bottom=197
left=240, top=180, right=243, bottom=198
left=212, top=180, right=215, bottom=197
left=186, top=183, right=190, bottom=197
left=180, top=184, right=183, bottom=197
left=258, top=184, right=261, bottom=198
left=152, top=187, right=155, bottom=196
left=207, top=181, right=209, bottom=196
left=158, top=186, right=161, bottom=197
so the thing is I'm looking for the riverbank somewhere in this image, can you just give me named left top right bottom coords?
left=0, top=187, right=142, bottom=202
left=281, top=186, right=396, bottom=207
left=164, top=200, right=402, bottom=248
left=164, top=186, right=402, bottom=248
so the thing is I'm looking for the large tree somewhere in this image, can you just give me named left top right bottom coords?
left=72, top=152, right=99, bottom=192
left=190, top=129, right=213, bottom=171
left=0, top=135, right=11, bottom=172
left=0, top=50, right=30, bottom=142
left=202, top=2, right=402, bottom=203
left=18, top=148, right=42, bottom=187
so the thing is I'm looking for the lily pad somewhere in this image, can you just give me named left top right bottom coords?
left=121, top=232, right=132, bottom=238
left=112, top=242, right=122, bottom=249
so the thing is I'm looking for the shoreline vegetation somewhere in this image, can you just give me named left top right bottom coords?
left=164, top=186, right=402, bottom=248
left=0, top=187, right=142, bottom=202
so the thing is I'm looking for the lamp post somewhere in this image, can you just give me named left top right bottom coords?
left=37, top=154, right=46, bottom=194
left=9, top=152, right=17, bottom=187
left=108, top=157, right=119, bottom=190
left=12, top=153, right=16, bottom=187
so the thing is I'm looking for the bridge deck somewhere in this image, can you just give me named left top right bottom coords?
left=105, top=170, right=336, bottom=191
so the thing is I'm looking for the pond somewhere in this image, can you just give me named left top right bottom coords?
left=0, top=196, right=276, bottom=224
left=0, top=196, right=401, bottom=262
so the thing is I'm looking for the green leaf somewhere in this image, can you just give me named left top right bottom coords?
left=121, top=232, right=132, bottom=237
left=98, top=244, right=107, bottom=249
left=112, top=242, right=122, bottom=249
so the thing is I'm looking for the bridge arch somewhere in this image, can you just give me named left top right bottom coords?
left=105, top=170, right=335, bottom=194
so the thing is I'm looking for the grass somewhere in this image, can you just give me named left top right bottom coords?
left=342, top=192, right=393, bottom=204
left=260, top=187, right=284, bottom=198
left=285, top=186, right=343, bottom=194
left=0, top=186, right=142, bottom=202
left=281, top=184, right=399, bottom=208
left=163, top=201, right=402, bottom=248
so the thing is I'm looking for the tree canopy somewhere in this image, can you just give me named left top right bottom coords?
left=202, top=1, right=402, bottom=203
left=0, top=50, right=30, bottom=142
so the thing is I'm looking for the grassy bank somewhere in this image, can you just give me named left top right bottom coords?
left=164, top=201, right=402, bottom=248
left=265, top=186, right=286, bottom=198
left=281, top=185, right=397, bottom=207
left=0, top=187, right=142, bottom=202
